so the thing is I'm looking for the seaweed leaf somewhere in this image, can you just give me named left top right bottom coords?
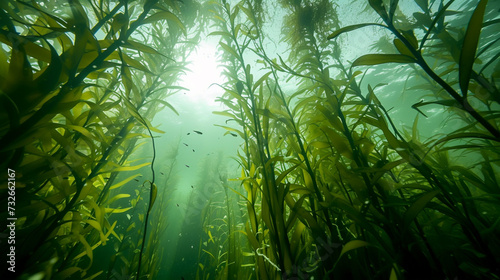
left=459, top=0, right=488, bottom=96
left=352, top=54, right=416, bottom=67
left=339, top=240, right=370, bottom=259
left=327, top=23, right=386, bottom=40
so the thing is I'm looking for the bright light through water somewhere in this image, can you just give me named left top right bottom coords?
left=182, top=42, right=224, bottom=107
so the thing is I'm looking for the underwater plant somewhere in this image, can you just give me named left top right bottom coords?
left=1, top=0, right=498, bottom=279
left=0, top=0, right=201, bottom=279
left=210, top=0, right=500, bottom=279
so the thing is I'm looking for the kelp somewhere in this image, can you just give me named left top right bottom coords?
left=1, top=0, right=499, bottom=279
left=0, top=0, right=200, bottom=279
left=210, top=0, right=500, bottom=279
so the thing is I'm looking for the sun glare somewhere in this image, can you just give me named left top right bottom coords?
left=182, top=42, right=223, bottom=107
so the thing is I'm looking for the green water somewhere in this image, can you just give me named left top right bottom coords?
left=1, top=0, right=499, bottom=279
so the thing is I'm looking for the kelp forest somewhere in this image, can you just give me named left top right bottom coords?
left=1, top=0, right=499, bottom=279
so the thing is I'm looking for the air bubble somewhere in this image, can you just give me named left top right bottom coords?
left=482, top=211, right=487, bottom=215
left=92, top=65, right=97, bottom=69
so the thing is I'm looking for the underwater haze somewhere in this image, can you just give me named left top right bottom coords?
left=1, top=0, right=500, bottom=279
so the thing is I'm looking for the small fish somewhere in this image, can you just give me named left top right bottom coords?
left=183, top=143, right=188, bottom=146
left=193, top=130, right=203, bottom=135
left=229, top=132, right=237, bottom=137
left=187, top=132, right=190, bottom=135
left=134, top=179, right=139, bottom=182
left=62, top=177, right=69, bottom=180
left=185, top=165, right=190, bottom=168
left=191, top=185, right=194, bottom=189
left=176, top=203, right=179, bottom=207
left=104, top=177, right=110, bottom=180
left=160, top=172, right=164, bottom=175
left=192, top=149, right=195, bottom=152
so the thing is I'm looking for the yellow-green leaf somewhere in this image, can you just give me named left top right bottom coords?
left=393, top=39, right=415, bottom=58
left=105, top=162, right=150, bottom=173
left=109, top=174, right=142, bottom=190
left=105, top=207, right=132, bottom=213
left=106, top=194, right=131, bottom=205
left=339, top=240, right=370, bottom=259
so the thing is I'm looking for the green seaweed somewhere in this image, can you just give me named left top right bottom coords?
left=1, top=0, right=499, bottom=279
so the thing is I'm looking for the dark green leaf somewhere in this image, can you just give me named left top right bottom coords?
left=459, top=0, right=488, bottom=96
left=389, top=0, right=399, bottom=20
left=369, top=0, right=389, bottom=21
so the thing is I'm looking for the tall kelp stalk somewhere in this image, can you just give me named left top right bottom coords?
left=0, top=0, right=199, bottom=279
left=210, top=0, right=500, bottom=279
left=210, top=1, right=295, bottom=278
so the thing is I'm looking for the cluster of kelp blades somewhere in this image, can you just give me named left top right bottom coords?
left=209, top=0, right=500, bottom=279
left=0, top=0, right=200, bottom=279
